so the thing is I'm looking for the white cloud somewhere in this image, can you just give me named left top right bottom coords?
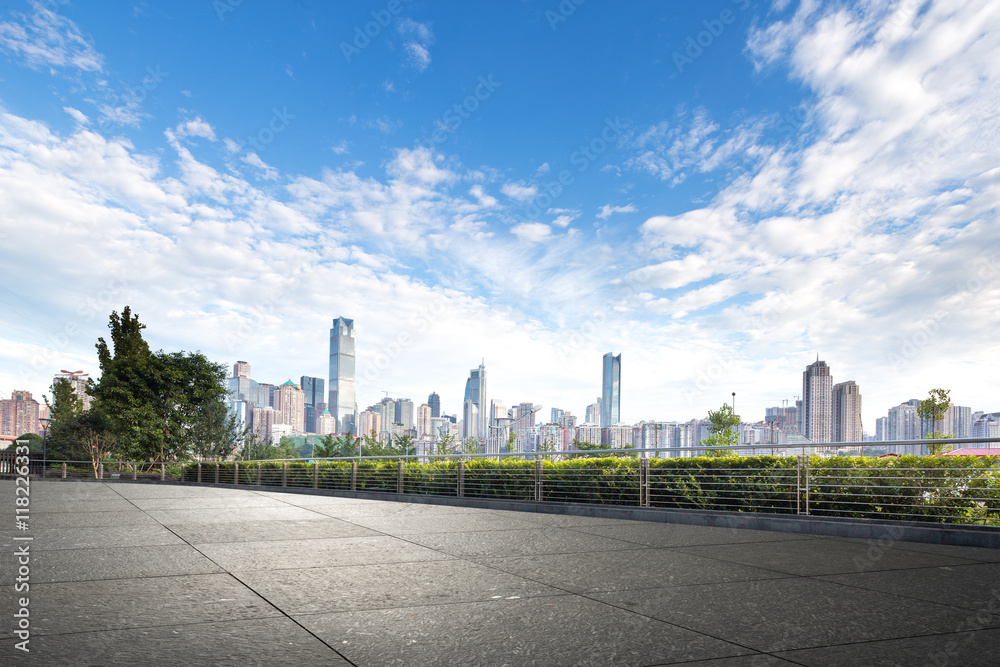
left=241, top=152, right=279, bottom=180
left=0, top=1, right=104, bottom=72
left=597, top=203, right=636, bottom=219
left=331, top=140, right=349, bottom=155
left=500, top=181, right=538, bottom=202
left=398, top=19, right=433, bottom=72
left=510, top=222, right=552, bottom=243
left=536, top=162, right=550, bottom=174
left=404, top=42, right=431, bottom=72
left=175, top=118, right=217, bottom=142
left=63, top=107, right=89, bottom=125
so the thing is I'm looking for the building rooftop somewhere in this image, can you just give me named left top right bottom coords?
left=5, top=480, right=1000, bottom=665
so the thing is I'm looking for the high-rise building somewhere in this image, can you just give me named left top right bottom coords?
left=329, top=317, right=357, bottom=435
left=233, top=361, right=251, bottom=379
left=300, top=376, right=325, bottom=433
left=832, top=381, right=862, bottom=443
left=601, top=353, right=621, bottom=427
left=585, top=399, right=601, bottom=425
left=0, top=390, right=40, bottom=437
left=316, top=408, right=336, bottom=436
left=551, top=408, right=564, bottom=425
left=942, top=404, right=972, bottom=438
left=274, top=380, right=305, bottom=433
left=462, top=361, right=487, bottom=440
left=52, top=371, right=93, bottom=411
left=428, top=392, right=441, bottom=418
left=395, top=398, right=415, bottom=431
left=252, top=405, right=279, bottom=443
left=875, top=416, right=888, bottom=442
left=802, top=358, right=833, bottom=443
left=417, top=403, right=432, bottom=439
left=357, top=410, right=381, bottom=438
left=887, top=399, right=922, bottom=447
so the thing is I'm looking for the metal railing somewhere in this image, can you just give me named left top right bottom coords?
left=5, top=437, right=999, bottom=526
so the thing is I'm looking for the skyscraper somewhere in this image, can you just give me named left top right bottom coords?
left=600, top=353, right=621, bottom=427
left=428, top=392, right=441, bottom=418
left=300, top=375, right=325, bottom=433
left=0, top=390, right=40, bottom=437
left=233, top=361, right=251, bottom=379
left=802, top=358, right=833, bottom=443
left=328, top=317, right=356, bottom=435
left=463, top=361, right=487, bottom=440
left=274, top=380, right=305, bottom=433
left=832, top=381, right=862, bottom=443
left=395, top=398, right=415, bottom=432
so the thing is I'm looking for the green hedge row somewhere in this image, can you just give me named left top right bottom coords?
left=175, top=455, right=1000, bottom=525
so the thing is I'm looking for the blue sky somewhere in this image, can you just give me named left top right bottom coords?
left=1, top=0, right=998, bottom=426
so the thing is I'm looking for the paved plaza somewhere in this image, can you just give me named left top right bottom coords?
left=3, top=480, right=1000, bottom=666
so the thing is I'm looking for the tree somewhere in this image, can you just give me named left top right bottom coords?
left=701, top=402, right=740, bottom=456
left=391, top=434, right=416, bottom=457
left=537, top=438, right=558, bottom=460
left=316, top=433, right=360, bottom=458
left=430, top=431, right=457, bottom=457
left=6, top=433, right=43, bottom=452
left=44, top=377, right=87, bottom=459
left=503, top=430, right=519, bottom=458
left=236, top=428, right=278, bottom=461
left=918, top=388, right=953, bottom=455
left=461, top=437, right=482, bottom=459
left=275, top=436, right=299, bottom=459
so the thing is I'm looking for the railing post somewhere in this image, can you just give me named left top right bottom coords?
left=535, top=459, right=543, bottom=502
left=804, top=455, right=811, bottom=515
left=457, top=460, right=465, bottom=497
left=61, top=462, right=66, bottom=479
left=257, top=463, right=261, bottom=486
left=99, top=462, right=104, bottom=479
left=160, top=463, right=165, bottom=481
left=640, top=457, right=650, bottom=507
left=197, top=463, right=202, bottom=483
left=215, top=463, right=220, bottom=484
left=132, top=463, right=137, bottom=481
left=398, top=459, right=404, bottom=494
left=351, top=461, right=357, bottom=491
left=234, top=463, right=239, bottom=485
left=282, top=461, right=287, bottom=487
left=313, top=461, right=319, bottom=489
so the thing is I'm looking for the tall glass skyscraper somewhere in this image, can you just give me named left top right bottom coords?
left=600, top=352, right=621, bottom=427
left=329, top=317, right=356, bottom=435
left=463, top=361, right=487, bottom=440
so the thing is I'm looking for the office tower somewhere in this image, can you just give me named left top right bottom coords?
left=430, top=417, right=450, bottom=441
left=252, top=406, right=279, bottom=443
left=887, top=399, right=922, bottom=444
left=417, top=403, right=432, bottom=439
left=601, top=353, right=621, bottom=427
left=802, top=358, right=833, bottom=443
left=575, top=423, right=602, bottom=446
left=559, top=412, right=577, bottom=430
left=0, top=390, right=40, bottom=437
left=256, top=383, right=275, bottom=408
left=875, top=416, right=888, bottom=442
left=377, top=397, right=395, bottom=438
left=942, top=404, right=972, bottom=438
left=395, top=398, right=415, bottom=431
left=233, top=361, right=251, bottom=379
left=463, top=361, right=487, bottom=440
left=300, top=376, right=325, bottom=433
left=428, top=392, right=441, bottom=418
left=585, top=399, right=601, bottom=425
left=329, top=317, right=357, bottom=435
left=274, top=380, right=305, bottom=433
left=832, top=381, right=862, bottom=443
left=551, top=408, right=564, bottom=425
left=971, top=414, right=999, bottom=443
left=52, top=370, right=93, bottom=411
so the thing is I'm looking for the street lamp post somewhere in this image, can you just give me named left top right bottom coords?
left=39, top=417, right=51, bottom=477
left=731, top=392, right=737, bottom=449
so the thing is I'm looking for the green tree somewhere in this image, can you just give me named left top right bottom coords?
left=236, top=428, right=278, bottom=461
left=918, top=388, right=953, bottom=455
left=44, top=377, right=87, bottom=459
left=701, top=402, right=740, bottom=456
left=430, top=431, right=457, bottom=457
left=316, top=433, right=360, bottom=458
left=391, top=434, right=416, bottom=457
left=460, top=436, right=482, bottom=459
left=503, top=430, right=519, bottom=458
left=6, top=433, right=43, bottom=452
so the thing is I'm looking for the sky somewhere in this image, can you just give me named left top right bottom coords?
left=1, top=0, right=998, bottom=428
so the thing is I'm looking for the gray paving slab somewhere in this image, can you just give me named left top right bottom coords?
left=341, top=511, right=544, bottom=535
left=297, top=594, right=753, bottom=667
left=566, top=520, right=812, bottom=548
left=830, top=535, right=1000, bottom=563
left=6, top=524, right=184, bottom=551
left=403, top=526, right=645, bottom=558
left=21, top=573, right=281, bottom=636
left=20, top=497, right=142, bottom=513
left=775, top=628, right=1000, bottom=666
left=594, top=577, right=1000, bottom=652
left=146, top=505, right=329, bottom=525
left=0, top=544, right=222, bottom=585
left=476, top=508, right=629, bottom=527
left=475, top=547, right=791, bottom=594
left=5, top=617, right=351, bottom=666
left=111, top=483, right=265, bottom=499
left=168, top=517, right=382, bottom=544
left=26, top=509, right=161, bottom=529
left=194, top=535, right=453, bottom=572
left=237, top=559, right=565, bottom=614
left=125, top=495, right=294, bottom=511
left=677, top=536, right=979, bottom=576
left=819, top=563, right=1000, bottom=613
left=655, top=656, right=802, bottom=667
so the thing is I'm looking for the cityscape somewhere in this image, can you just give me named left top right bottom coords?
left=6, top=315, right=996, bottom=456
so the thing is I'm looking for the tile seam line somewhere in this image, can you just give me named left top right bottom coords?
left=103, top=482, right=360, bottom=667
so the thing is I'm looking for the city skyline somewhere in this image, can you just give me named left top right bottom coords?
left=1, top=1, right=998, bottom=425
